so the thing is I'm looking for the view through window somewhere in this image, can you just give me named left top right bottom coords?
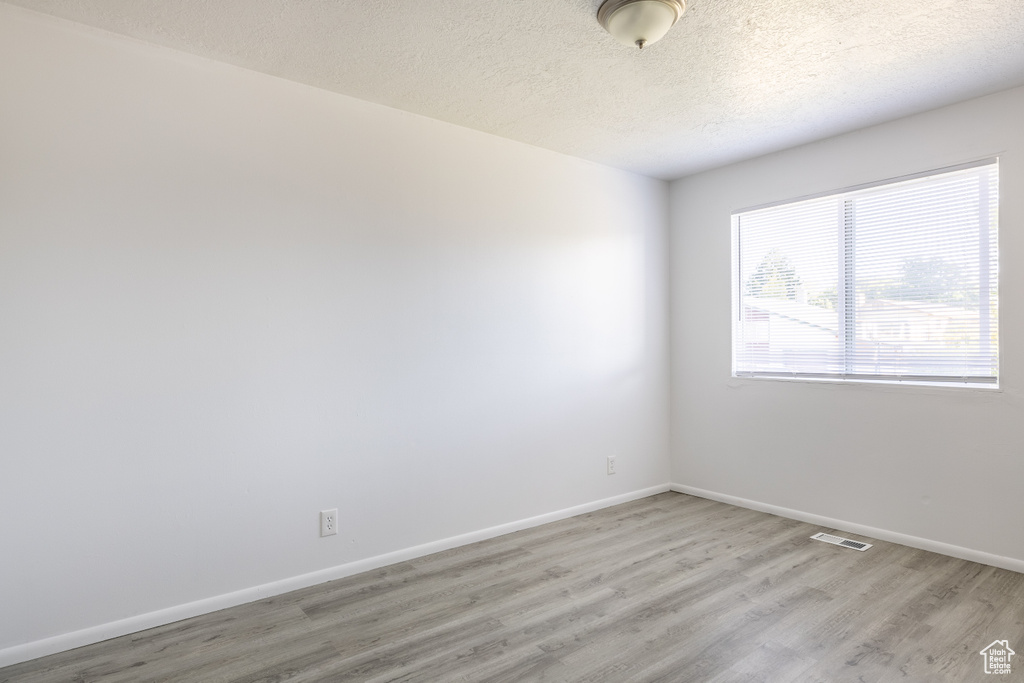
left=732, top=160, right=999, bottom=386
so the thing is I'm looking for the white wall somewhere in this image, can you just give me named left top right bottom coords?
left=670, top=86, right=1024, bottom=567
left=0, top=5, right=670, bottom=660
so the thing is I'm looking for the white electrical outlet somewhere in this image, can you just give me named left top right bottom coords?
left=320, top=509, right=338, bottom=537
left=607, top=456, right=616, bottom=475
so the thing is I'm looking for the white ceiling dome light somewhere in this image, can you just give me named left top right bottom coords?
left=597, top=0, right=686, bottom=50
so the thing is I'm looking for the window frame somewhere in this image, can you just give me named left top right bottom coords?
left=731, top=158, right=999, bottom=388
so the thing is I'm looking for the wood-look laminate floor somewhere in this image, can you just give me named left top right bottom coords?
left=3, top=492, right=1023, bottom=682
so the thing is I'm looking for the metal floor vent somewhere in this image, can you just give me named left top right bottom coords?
left=810, top=532, right=872, bottom=551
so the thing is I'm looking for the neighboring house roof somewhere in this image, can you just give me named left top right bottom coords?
left=862, top=298, right=980, bottom=321
left=744, top=296, right=980, bottom=338
left=742, top=297, right=837, bottom=335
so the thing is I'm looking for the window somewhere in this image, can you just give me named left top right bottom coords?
left=732, top=160, right=998, bottom=386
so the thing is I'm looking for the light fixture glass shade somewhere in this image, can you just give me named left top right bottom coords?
left=597, top=0, right=685, bottom=49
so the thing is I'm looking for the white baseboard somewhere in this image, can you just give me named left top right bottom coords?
left=0, top=484, right=669, bottom=669
left=671, top=483, right=1024, bottom=574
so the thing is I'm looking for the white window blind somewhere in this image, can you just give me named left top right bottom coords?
left=733, top=160, right=998, bottom=386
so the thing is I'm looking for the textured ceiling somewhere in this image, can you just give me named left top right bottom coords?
left=5, top=0, right=1024, bottom=179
